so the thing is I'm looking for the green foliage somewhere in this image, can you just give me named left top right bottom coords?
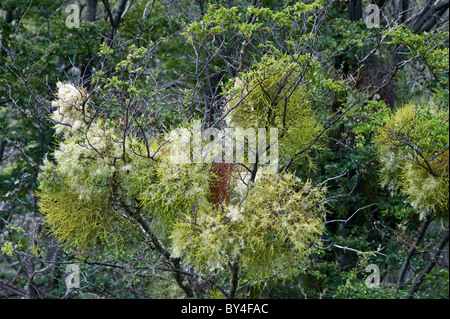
left=385, top=25, right=449, bottom=86
left=419, top=268, right=449, bottom=299
left=38, top=183, right=120, bottom=250
left=332, top=256, right=407, bottom=299
left=184, top=0, right=325, bottom=41
left=1, top=241, right=14, bottom=257
left=2, top=0, right=448, bottom=300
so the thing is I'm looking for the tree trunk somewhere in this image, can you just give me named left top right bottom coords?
left=399, top=0, right=409, bottom=24
left=79, top=0, right=99, bottom=87
left=85, top=0, right=98, bottom=22
left=348, top=0, right=363, bottom=21
left=1, top=8, right=13, bottom=58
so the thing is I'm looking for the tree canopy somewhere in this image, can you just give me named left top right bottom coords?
left=0, top=0, right=448, bottom=300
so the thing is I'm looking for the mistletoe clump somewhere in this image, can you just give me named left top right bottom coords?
left=224, top=53, right=324, bottom=167
left=38, top=82, right=329, bottom=288
left=373, top=103, right=449, bottom=219
left=38, top=83, right=147, bottom=249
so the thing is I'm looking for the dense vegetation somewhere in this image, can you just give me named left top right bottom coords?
left=0, top=0, right=448, bottom=299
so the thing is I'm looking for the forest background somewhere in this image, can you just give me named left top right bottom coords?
left=0, top=0, right=448, bottom=299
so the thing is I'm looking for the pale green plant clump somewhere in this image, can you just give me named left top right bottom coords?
left=373, top=103, right=449, bottom=219
left=134, top=138, right=212, bottom=240
left=171, top=172, right=327, bottom=282
left=224, top=53, right=323, bottom=166
left=50, top=82, right=88, bottom=134
left=38, top=82, right=328, bottom=287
